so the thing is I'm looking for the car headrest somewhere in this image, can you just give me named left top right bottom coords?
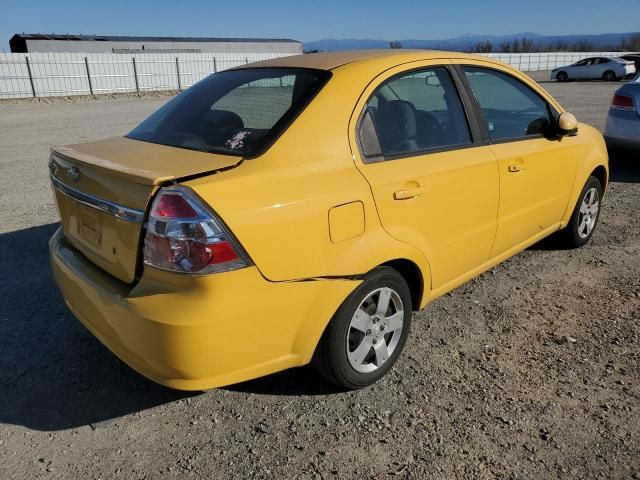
left=201, top=110, right=244, bottom=130
left=379, top=100, right=417, bottom=142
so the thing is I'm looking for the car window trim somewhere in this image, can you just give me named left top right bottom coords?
left=367, top=141, right=492, bottom=163
left=455, top=64, right=560, bottom=144
left=488, top=133, right=546, bottom=146
left=356, top=64, right=485, bottom=164
left=451, top=64, right=491, bottom=142
left=448, top=65, right=486, bottom=143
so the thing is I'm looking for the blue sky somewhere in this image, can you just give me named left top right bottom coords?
left=2, top=0, right=640, bottom=51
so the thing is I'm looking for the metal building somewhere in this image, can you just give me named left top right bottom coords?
left=9, top=33, right=303, bottom=55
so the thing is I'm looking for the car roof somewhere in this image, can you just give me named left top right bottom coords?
left=580, top=56, right=620, bottom=61
left=238, top=49, right=482, bottom=71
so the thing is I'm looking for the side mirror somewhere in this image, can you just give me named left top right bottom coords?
left=425, top=76, right=441, bottom=87
left=557, top=112, right=578, bottom=136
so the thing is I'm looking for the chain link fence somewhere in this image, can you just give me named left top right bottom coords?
left=0, top=51, right=628, bottom=99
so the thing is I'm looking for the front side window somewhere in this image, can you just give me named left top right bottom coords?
left=128, top=68, right=330, bottom=157
left=360, top=67, right=472, bottom=158
left=462, top=67, right=551, bottom=141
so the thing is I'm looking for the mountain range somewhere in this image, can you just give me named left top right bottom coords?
left=305, top=32, right=638, bottom=52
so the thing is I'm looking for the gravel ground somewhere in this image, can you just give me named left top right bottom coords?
left=0, top=74, right=639, bottom=480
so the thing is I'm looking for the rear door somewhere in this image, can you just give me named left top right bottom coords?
left=459, top=63, right=579, bottom=256
left=350, top=61, right=499, bottom=289
left=593, top=58, right=610, bottom=78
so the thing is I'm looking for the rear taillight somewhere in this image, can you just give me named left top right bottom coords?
left=611, top=94, right=635, bottom=111
left=144, top=186, right=251, bottom=274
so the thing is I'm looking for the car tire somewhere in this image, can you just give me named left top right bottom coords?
left=556, top=71, right=569, bottom=82
left=312, top=266, right=412, bottom=390
left=602, top=70, right=617, bottom=82
left=555, top=176, right=603, bottom=248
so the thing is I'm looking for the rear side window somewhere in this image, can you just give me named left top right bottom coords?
left=128, top=68, right=330, bottom=157
left=462, top=67, right=551, bottom=141
left=360, top=67, right=472, bottom=158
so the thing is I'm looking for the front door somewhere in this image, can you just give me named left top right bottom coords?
left=351, top=63, right=499, bottom=289
left=576, top=58, right=596, bottom=79
left=460, top=64, right=579, bottom=256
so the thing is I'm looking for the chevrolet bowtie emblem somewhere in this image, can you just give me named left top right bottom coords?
left=48, top=158, right=57, bottom=175
left=68, top=166, right=81, bottom=182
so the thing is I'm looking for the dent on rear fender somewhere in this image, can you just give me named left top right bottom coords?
left=290, top=277, right=363, bottom=362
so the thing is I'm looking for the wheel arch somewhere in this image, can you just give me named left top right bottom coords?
left=291, top=253, right=430, bottom=365
left=591, top=164, right=608, bottom=194
left=381, top=258, right=424, bottom=311
left=560, top=126, right=609, bottom=227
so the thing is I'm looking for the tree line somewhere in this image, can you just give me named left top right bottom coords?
left=472, top=34, right=640, bottom=53
left=385, top=34, right=640, bottom=53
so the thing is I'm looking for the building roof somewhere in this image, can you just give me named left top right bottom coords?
left=11, top=33, right=300, bottom=43
left=243, top=49, right=480, bottom=70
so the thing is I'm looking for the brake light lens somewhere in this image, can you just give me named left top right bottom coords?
left=153, top=192, right=198, bottom=218
left=611, top=94, right=635, bottom=111
left=144, top=186, right=251, bottom=274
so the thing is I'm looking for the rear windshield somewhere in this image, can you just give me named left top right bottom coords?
left=127, top=68, right=330, bottom=157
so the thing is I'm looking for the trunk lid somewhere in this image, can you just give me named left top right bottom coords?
left=50, top=136, right=242, bottom=282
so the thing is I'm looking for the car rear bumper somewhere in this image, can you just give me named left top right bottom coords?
left=605, top=109, right=640, bottom=152
left=49, top=227, right=358, bottom=390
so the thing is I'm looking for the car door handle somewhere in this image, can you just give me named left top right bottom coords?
left=393, top=187, right=426, bottom=200
left=508, top=164, right=525, bottom=173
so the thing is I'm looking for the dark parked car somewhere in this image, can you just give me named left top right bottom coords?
left=618, top=54, right=640, bottom=72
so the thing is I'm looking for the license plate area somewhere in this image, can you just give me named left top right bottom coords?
left=77, top=205, right=103, bottom=247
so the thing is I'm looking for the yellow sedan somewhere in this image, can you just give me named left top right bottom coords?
left=49, top=50, right=608, bottom=390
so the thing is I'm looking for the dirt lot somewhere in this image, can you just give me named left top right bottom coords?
left=0, top=75, right=638, bottom=480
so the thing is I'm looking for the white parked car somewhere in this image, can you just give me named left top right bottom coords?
left=551, top=57, right=636, bottom=82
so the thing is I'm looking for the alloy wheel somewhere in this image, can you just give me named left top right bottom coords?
left=577, top=187, right=599, bottom=239
left=346, top=287, right=404, bottom=374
